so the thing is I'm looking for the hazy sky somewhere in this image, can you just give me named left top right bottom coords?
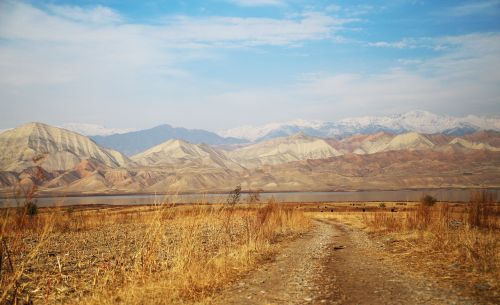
left=1, top=0, right=500, bottom=131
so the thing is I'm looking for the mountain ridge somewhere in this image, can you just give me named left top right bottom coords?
left=131, top=138, right=244, bottom=171
left=0, top=122, right=499, bottom=196
left=220, top=111, right=500, bottom=141
left=92, top=124, right=248, bottom=156
left=0, top=122, right=132, bottom=172
left=228, top=132, right=342, bottom=168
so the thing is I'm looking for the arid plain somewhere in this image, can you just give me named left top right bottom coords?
left=0, top=120, right=499, bottom=305
left=2, top=0, right=500, bottom=304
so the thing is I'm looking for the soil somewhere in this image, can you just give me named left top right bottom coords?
left=213, top=219, right=496, bottom=305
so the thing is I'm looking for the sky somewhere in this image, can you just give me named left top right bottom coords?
left=0, top=0, right=500, bottom=131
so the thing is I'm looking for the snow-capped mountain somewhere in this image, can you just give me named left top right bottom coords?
left=60, top=123, right=136, bottom=136
left=220, top=119, right=325, bottom=143
left=219, top=111, right=500, bottom=141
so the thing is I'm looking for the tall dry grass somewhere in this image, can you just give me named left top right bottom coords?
left=0, top=200, right=309, bottom=304
left=362, top=191, right=499, bottom=275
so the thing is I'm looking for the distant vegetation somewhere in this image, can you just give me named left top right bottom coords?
left=420, top=194, right=437, bottom=206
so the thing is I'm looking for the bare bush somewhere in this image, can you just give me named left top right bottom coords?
left=467, top=190, right=497, bottom=229
left=420, top=194, right=437, bottom=206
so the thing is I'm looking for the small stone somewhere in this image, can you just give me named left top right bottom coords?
left=304, top=297, right=313, bottom=302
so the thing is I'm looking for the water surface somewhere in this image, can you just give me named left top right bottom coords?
left=1, top=189, right=498, bottom=207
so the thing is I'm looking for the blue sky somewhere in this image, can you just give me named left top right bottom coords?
left=0, top=0, right=499, bottom=131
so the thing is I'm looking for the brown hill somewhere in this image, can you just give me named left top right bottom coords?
left=0, top=124, right=499, bottom=196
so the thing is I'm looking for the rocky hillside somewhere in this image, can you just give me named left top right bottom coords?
left=0, top=122, right=132, bottom=172
left=131, top=139, right=244, bottom=171
left=0, top=123, right=499, bottom=195
left=228, top=133, right=342, bottom=167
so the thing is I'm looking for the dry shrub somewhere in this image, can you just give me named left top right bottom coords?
left=362, top=192, right=499, bottom=277
left=1, top=210, right=55, bottom=304
left=405, top=195, right=438, bottom=230
left=94, top=201, right=309, bottom=304
left=467, top=190, right=497, bottom=229
left=362, top=211, right=403, bottom=232
left=420, top=194, right=437, bottom=206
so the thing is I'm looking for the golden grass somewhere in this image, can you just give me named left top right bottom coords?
left=359, top=193, right=499, bottom=289
left=0, top=201, right=310, bottom=304
left=305, top=196, right=499, bottom=301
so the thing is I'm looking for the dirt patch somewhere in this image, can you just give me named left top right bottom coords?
left=211, top=219, right=337, bottom=304
left=214, top=218, right=493, bottom=304
left=318, top=221, right=491, bottom=304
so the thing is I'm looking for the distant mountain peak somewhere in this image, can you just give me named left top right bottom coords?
left=220, top=111, right=499, bottom=141
left=288, top=131, right=311, bottom=140
left=91, top=124, right=247, bottom=156
left=131, top=137, right=242, bottom=170
left=163, top=138, right=190, bottom=146
left=0, top=123, right=132, bottom=172
left=229, top=132, right=342, bottom=167
left=61, top=123, right=136, bottom=136
left=400, top=109, right=435, bottom=117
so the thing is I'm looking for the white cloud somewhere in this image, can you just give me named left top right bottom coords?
left=47, top=5, right=122, bottom=24
left=367, top=37, right=449, bottom=51
left=449, top=0, right=500, bottom=16
left=158, top=12, right=346, bottom=47
left=0, top=2, right=349, bottom=87
left=317, top=33, right=500, bottom=114
left=228, top=0, right=285, bottom=7
left=0, top=2, right=498, bottom=130
left=326, top=4, right=376, bottom=17
left=0, top=1, right=353, bottom=129
left=368, top=40, right=411, bottom=49
left=207, top=32, right=500, bottom=123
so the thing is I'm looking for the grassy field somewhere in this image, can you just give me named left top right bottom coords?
left=0, top=200, right=310, bottom=304
left=307, top=192, right=499, bottom=300
left=0, top=192, right=498, bottom=304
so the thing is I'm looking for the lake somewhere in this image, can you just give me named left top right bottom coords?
left=1, top=189, right=498, bottom=207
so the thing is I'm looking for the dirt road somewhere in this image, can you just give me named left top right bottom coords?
left=213, top=219, right=489, bottom=305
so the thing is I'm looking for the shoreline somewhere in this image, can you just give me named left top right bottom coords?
left=0, top=186, right=498, bottom=200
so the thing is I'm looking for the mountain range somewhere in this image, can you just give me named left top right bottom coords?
left=219, top=111, right=500, bottom=141
left=57, top=111, right=500, bottom=157
left=91, top=124, right=247, bottom=156
left=0, top=121, right=499, bottom=196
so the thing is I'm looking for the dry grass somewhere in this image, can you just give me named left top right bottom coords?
left=360, top=191, right=499, bottom=296
left=0, top=201, right=310, bottom=304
